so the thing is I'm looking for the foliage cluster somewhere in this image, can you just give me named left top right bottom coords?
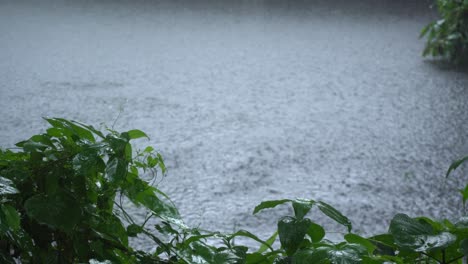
left=421, top=0, right=468, bottom=64
left=1, top=118, right=468, bottom=263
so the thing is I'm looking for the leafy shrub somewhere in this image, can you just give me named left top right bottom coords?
left=0, top=118, right=174, bottom=263
left=421, top=0, right=468, bottom=64
left=1, top=118, right=468, bottom=263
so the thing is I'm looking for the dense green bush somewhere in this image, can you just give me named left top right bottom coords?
left=1, top=118, right=468, bottom=263
left=0, top=118, right=174, bottom=263
left=421, top=0, right=468, bottom=64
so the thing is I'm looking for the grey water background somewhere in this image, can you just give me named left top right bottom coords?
left=1, top=0, right=468, bottom=251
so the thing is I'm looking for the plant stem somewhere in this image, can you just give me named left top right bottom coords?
left=447, top=254, right=464, bottom=264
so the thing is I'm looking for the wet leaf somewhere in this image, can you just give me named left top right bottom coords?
left=446, top=156, right=468, bottom=178
left=246, top=252, right=272, bottom=264
left=126, top=178, right=180, bottom=220
left=295, top=244, right=366, bottom=264
left=317, top=201, right=352, bottom=232
left=459, top=184, right=468, bottom=207
left=257, top=231, right=278, bottom=253
left=228, top=230, right=274, bottom=252
left=345, top=233, right=376, bottom=254
left=292, top=249, right=329, bottom=264
left=307, top=222, right=325, bottom=243
left=45, top=118, right=96, bottom=142
left=292, top=199, right=315, bottom=220
left=106, top=157, right=127, bottom=184
left=278, top=216, right=312, bottom=256
left=253, top=199, right=292, bottom=215
left=126, top=224, right=143, bottom=237
left=125, top=129, right=149, bottom=140
left=93, top=214, right=128, bottom=247
left=389, top=214, right=456, bottom=252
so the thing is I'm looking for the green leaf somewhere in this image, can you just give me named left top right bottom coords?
left=420, top=23, right=433, bottom=38
left=45, top=171, right=59, bottom=195
left=124, top=143, right=132, bottom=161
left=327, top=243, right=367, bottom=263
left=46, top=118, right=96, bottom=142
left=253, top=199, right=292, bottom=215
left=307, top=222, right=325, bottom=243
left=22, top=140, right=49, bottom=152
left=24, top=192, right=82, bottom=233
left=368, top=234, right=397, bottom=256
left=106, top=157, right=127, bottom=184
left=246, top=252, right=272, bottom=264
left=257, top=231, right=278, bottom=254
left=125, top=129, right=149, bottom=140
left=345, top=233, right=376, bottom=254
left=70, top=120, right=105, bottom=138
left=446, top=156, right=468, bottom=178
left=157, top=153, right=166, bottom=174
left=0, top=204, right=21, bottom=231
left=0, top=176, right=18, bottom=195
left=292, top=249, right=329, bottom=264
left=460, top=238, right=468, bottom=256
left=460, top=184, right=468, bottom=207
left=278, top=216, right=312, bottom=256
left=143, top=146, right=154, bottom=153
left=46, top=127, right=66, bottom=137
left=126, top=224, right=143, bottom=237
left=292, top=199, right=315, bottom=220
left=191, top=242, right=216, bottom=262
left=126, top=178, right=180, bottom=220
left=183, top=233, right=220, bottom=246
left=92, top=214, right=129, bottom=247
left=296, top=244, right=366, bottom=264
left=30, top=135, right=54, bottom=147
left=228, top=230, right=274, bottom=252
left=389, top=214, right=456, bottom=252
left=317, top=201, right=352, bottom=232
left=45, top=118, right=96, bottom=142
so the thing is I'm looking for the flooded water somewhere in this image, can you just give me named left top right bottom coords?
left=1, top=0, right=468, bottom=250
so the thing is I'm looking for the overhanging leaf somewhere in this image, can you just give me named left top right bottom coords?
left=125, top=129, right=149, bottom=140
left=317, top=201, right=352, bottom=232
left=446, top=156, right=468, bottom=178
left=228, top=230, right=274, bottom=252
left=257, top=231, right=278, bottom=254
left=45, top=118, right=96, bottom=142
left=460, top=184, right=468, bottom=207
left=253, top=199, right=292, bottom=215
